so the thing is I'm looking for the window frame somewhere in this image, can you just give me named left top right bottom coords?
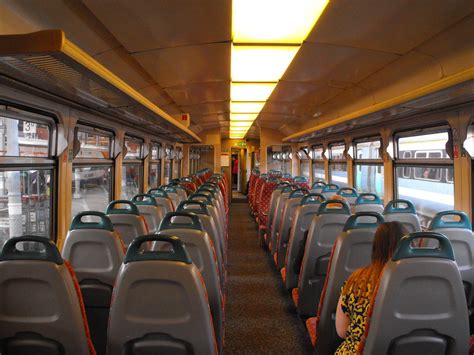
left=149, top=141, right=163, bottom=188
left=0, top=103, right=58, bottom=244
left=353, top=137, right=384, bottom=195
left=122, top=135, right=145, bottom=196
left=72, top=123, right=115, bottom=214
left=328, top=142, right=348, bottom=186
left=311, top=144, right=325, bottom=181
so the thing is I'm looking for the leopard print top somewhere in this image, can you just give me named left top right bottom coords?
left=334, top=281, right=372, bottom=354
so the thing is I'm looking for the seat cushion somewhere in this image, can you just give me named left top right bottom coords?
left=291, top=288, right=299, bottom=307
left=306, top=317, right=317, bottom=347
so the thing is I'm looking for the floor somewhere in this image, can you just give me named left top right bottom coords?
left=232, top=191, right=247, bottom=202
left=224, top=201, right=313, bottom=354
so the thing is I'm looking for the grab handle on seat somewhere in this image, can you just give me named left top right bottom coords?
left=147, top=188, right=169, bottom=199
left=311, top=181, right=326, bottom=189
left=177, top=201, right=209, bottom=215
left=355, top=193, right=383, bottom=205
left=337, top=187, right=358, bottom=198
left=0, top=236, right=63, bottom=265
left=159, top=211, right=203, bottom=231
left=301, top=193, right=326, bottom=205
left=289, top=188, right=309, bottom=199
left=384, top=199, right=416, bottom=214
left=429, top=210, right=472, bottom=230
left=125, top=235, right=192, bottom=264
left=321, top=183, right=339, bottom=193
left=343, top=212, right=384, bottom=231
left=392, top=232, right=454, bottom=261
left=293, top=176, right=308, bottom=183
left=132, top=194, right=158, bottom=206
left=317, top=199, right=351, bottom=215
left=106, top=200, right=140, bottom=215
left=70, top=211, right=114, bottom=231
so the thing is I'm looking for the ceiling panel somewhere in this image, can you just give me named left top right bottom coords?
left=83, top=0, right=231, bottom=53
left=180, top=101, right=229, bottom=115
left=269, top=81, right=343, bottom=106
left=164, top=81, right=230, bottom=106
left=133, top=42, right=230, bottom=88
left=307, top=0, right=474, bottom=55
left=137, top=84, right=175, bottom=108
left=282, top=42, right=399, bottom=85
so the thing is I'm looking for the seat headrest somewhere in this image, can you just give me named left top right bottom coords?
left=321, top=183, right=339, bottom=193
left=125, top=235, right=192, bottom=264
left=311, top=181, right=326, bottom=189
left=177, top=200, right=210, bottom=215
left=0, top=236, right=63, bottom=264
left=160, top=212, right=204, bottom=232
left=429, top=210, right=472, bottom=230
left=355, top=192, right=383, bottom=205
left=337, top=187, right=358, bottom=198
left=317, top=199, right=351, bottom=215
left=392, top=232, right=455, bottom=261
left=106, top=200, right=140, bottom=215
left=301, top=193, right=326, bottom=206
left=384, top=199, right=416, bottom=214
left=148, top=188, right=169, bottom=198
left=343, top=212, right=384, bottom=231
left=289, top=188, right=309, bottom=199
left=132, top=194, right=158, bottom=206
left=70, top=211, right=114, bottom=232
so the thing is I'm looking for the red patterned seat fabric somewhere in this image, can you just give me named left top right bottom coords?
left=280, top=267, right=286, bottom=282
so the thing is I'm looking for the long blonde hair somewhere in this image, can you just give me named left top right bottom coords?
left=345, top=221, right=407, bottom=297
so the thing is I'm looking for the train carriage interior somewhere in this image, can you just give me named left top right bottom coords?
left=0, top=0, right=473, bottom=354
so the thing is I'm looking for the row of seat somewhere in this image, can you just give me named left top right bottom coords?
left=248, top=170, right=472, bottom=353
left=0, top=168, right=229, bottom=355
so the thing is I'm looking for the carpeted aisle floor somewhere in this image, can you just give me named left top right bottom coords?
left=224, top=202, right=313, bottom=354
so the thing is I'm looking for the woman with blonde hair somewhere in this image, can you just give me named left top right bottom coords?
left=335, top=221, right=407, bottom=354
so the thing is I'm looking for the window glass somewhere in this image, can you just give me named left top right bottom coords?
left=75, top=130, right=110, bottom=159
left=0, top=116, right=50, bottom=157
left=330, top=143, right=345, bottom=160
left=149, top=163, right=161, bottom=189
left=121, top=164, right=142, bottom=199
left=355, top=164, right=384, bottom=197
left=164, top=161, right=172, bottom=185
left=311, top=146, right=324, bottom=160
left=0, top=169, right=53, bottom=249
left=174, top=148, right=182, bottom=178
left=329, top=163, right=348, bottom=187
left=124, top=137, right=143, bottom=160
left=267, top=147, right=282, bottom=173
left=395, top=166, right=454, bottom=227
left=355, top=140, right=381, bottom=160
left=300, top=160, right=310, bottom=180
left=398, top=132, right=449, bottom=159
left=72, top=166, right=112, bottom=216
left=151, top=144, right=162, bottom=160
left=313, top=161, right=325, bottom=180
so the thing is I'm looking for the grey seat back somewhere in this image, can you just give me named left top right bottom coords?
left=106, top=200, right=148, bottom=248
left=198, top=188, right=226, bottom=230
left=148, top=188, right=175, bottom=215
left=354, top=193, right=384, bottom=216
left=132, top=194, right=164, bottom=233
left=108, top=235, right=217, bottom=355
left=362, top=232, right=468, bottom=355
left=270, top=186, right=295, bottom=253
left=337, top=187, right=359, bottom=206
left=314, top=212, right=384, bottom=354
left=0, top=236, right=94, bottom=355
left=153, top=212, right=223, bottom=353
left=62, top=211, right=125, bottom=355
left=429, top=210, right=474, bottom=306
left=284, top=194, right=326, bottom=291
left=321, top=183, right=339, bottom=200
left=275, top=188, right=309, bottom=269
left=267, top=183, right=288, bottom=231
left=383, top=199, right=421, bottom=233
left=310, top=181, right=326, bottom=194
left=190, top=194, right=225, bottom=251
left=296, top=199, right=351, bottom=317
left=177, top=201, right=226, bottom=281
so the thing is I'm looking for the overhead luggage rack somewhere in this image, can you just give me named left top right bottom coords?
left=0, top=30, right=201, bottom=143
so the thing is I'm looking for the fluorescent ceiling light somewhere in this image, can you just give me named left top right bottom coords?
left=230, top=127, right=249, bottom=132
left=230, top=113, right=258, bottom=121
left=230, top=135, right=245, bottom=139
left=231, top=121, right=253, bottom=128
left=233, top=0, right=329, bottom=43
left=231, top=101, right=265, bottom=113
left=231, top=82, right=277, bottom=101
left=231, top=45, right=299, bottom=82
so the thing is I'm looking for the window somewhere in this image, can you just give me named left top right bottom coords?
left=149, top=142, right=162, bottom=189
left=353, top=138, right=384, bottom=197
left=267, top=147, right=283, bottom=173
left=174, top=147, right=183, bottom=178
left=329, top=142, right=348, bottom=187
left=311, top=145, right=325, bottom=181
left=72, top=125, right=114, bottom=218
left=297, top=147, right=310, bottom=180
left=282, top=148, right=292, bottom=174
left=163, top=145, right=173, bottom=184
left=395, top=129, right=453, bottom=227
left=0, top=106, right=56, bottom=250
left=189, top=148, right=201, bottom=174
left=122, top=136, right=143, bottom=199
